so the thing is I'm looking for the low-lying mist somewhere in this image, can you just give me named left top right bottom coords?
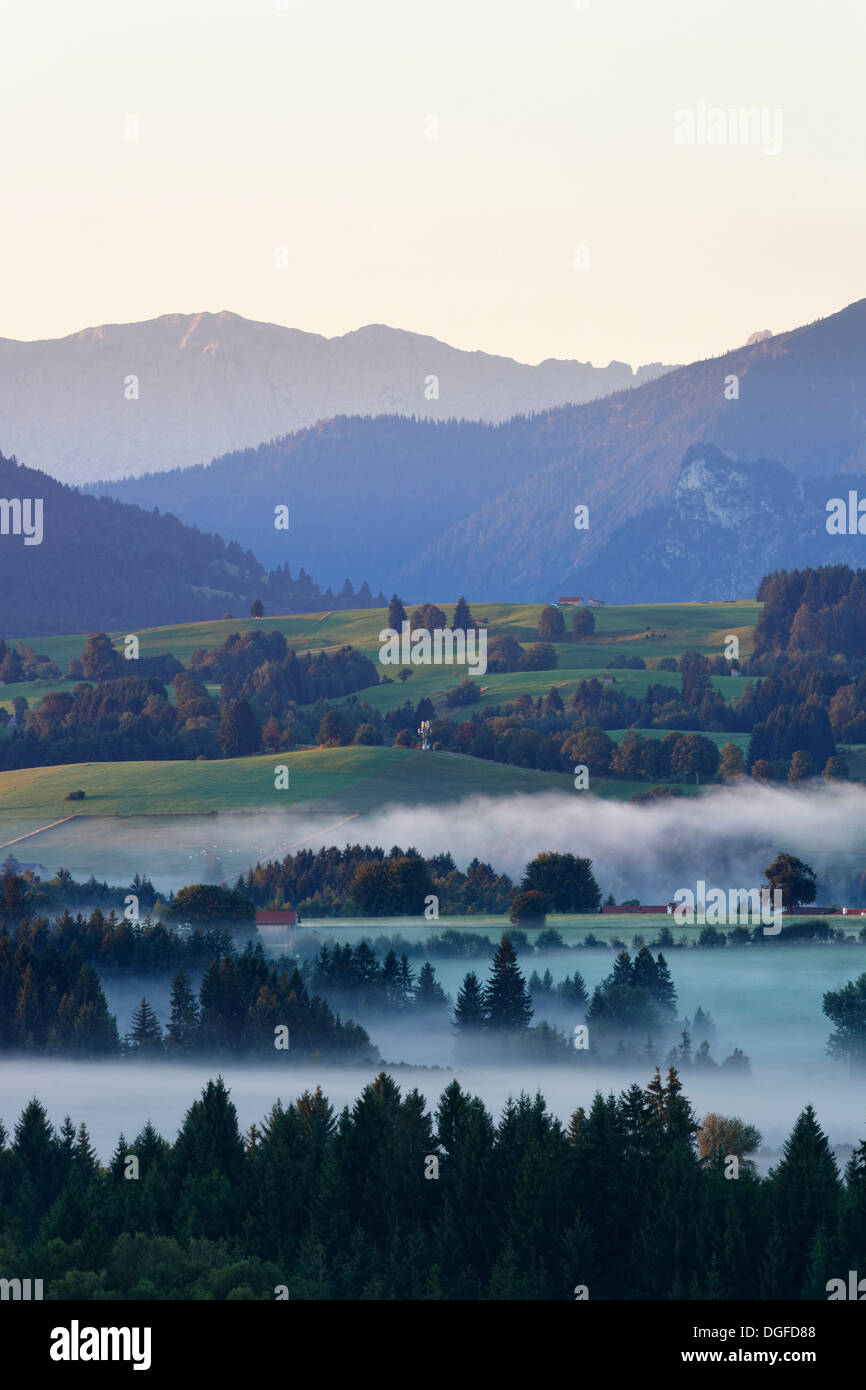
left=25, top=781, right=866, bottom=901
left=342, top=782, right=866, bottom=902
left=1, top=1057, right=863, bottom=1172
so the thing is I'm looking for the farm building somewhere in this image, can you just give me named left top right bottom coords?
left=255, top=909, right=299, bottom=931
left=601, top=904, right=671, bottom=914
left=557, top=596, right=584, bottom=607
left=587, top=598, right=605, bottom=608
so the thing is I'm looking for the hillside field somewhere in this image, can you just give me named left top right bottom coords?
left=4, top=599, right=760, bottom=719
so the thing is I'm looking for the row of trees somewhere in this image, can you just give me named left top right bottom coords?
left=386, top=595, right=557, bottom=673
left=125, top=947, right=375, bottom=1060
left=6, top=912, right=232, bottom=974
left=0, top=1071, right=861, bottom=1299
left=238, top=844, right=514, bottom=917
left=755, top=564, right=866, bottom=661
left=0, top=927, right=376, bottom=1061
left=236, top=846, right=601, bottom=920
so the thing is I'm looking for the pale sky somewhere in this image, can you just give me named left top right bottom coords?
left=0, top=0, right=864, bottom=366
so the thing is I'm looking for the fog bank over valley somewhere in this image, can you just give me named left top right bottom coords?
left=21, top=782, right=866, bottom=902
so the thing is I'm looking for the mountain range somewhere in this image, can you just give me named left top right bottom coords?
left=0, top=311, right=673, bottom=484
left=92, top=298, right=866, bottom=602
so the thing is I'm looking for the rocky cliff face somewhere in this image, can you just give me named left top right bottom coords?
left=396, top=297, right=866, bottom=601
left=553, top=444, right=855, bottom=602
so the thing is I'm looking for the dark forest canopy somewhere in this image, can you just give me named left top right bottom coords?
left=0, top=928, right=374, bottom=1061
left=0, top=1071, right=862, bottom=1299
left=237, top=846, right=602, bottom=919
left=756, top=564, right=866, bottom=661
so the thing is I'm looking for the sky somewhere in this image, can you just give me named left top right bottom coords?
left=0, top=0, right=864, bottom=367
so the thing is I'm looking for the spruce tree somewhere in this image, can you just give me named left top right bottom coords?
left=653, top=952, right=678, bottom=1016
left=397, top=954, right=415, bottom=1005
left=381, top=949, right=402, bottom=1006
left=415, top=962, right=448, bottom=1009
left=483, top=936, right=533, bottom=1031
left=769, top=1104, right=841, bottom=1297
left=109, top=1132, right=129, bottom=1180
left=453, top=596, right=473, bottom=630
left=74, top=1123, right=98, bottom=1177
left=59, top=1114, right=77, bottom=1165
left=558, top=969, right=588, bottom=1008
left=128, top=997, right=164, bottom=1054
left=388, top=594, right=407, bottom=629
left=166, top=971, right=200, bottom=1051
left=453, top=972, right=486, bottom=1031
left=606, top=949, right=633, bottom=989
left=573, top=1091, right=628, bottom=1296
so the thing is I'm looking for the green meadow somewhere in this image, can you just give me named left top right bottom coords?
left=0, top=601, right=760, bottom=838
left=0, top=746, right=571, bottom=829
left=6, top=598, right=760, bottom=718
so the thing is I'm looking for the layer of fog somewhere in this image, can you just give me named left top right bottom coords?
left=23, top=783, right=866, bottom=901
left=325, top=782, right=866, bottom=903
left=1, top=1058, right=863, bottom=1172
left=89, top=938, right=866, bottom=1174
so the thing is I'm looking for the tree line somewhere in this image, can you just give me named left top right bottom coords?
left=0, top=931, right=375, bottom=1062
left=236, top=845, right=600, bottom=919
left=0, top=1070, right=862, bottom=1299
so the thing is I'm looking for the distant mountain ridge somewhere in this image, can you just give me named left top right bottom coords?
left=0, top=310, right=674, bottom=484
left=92, top=298, right=866, bottom=601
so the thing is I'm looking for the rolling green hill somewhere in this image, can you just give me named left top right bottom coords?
left=7, top=599, right=760, bottom=717
left=0, top=744, right=697, bottom=849
left=0, top=600, right=753, bottom=832
left=0, top=746, right=573, bottom=825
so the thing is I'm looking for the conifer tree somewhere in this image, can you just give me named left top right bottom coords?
left=381, top=949, right=402, bottom=1006
left=415, top=962, right=448, bottom=1009
left=631, top=945, right=658, bottom=995
left=110, top=1132, right=129, bottom=1180
left=607, top=949, right=633, bottom=989
left=483, top=936, right=533, bottom=1031
left=397, top=954, right=415, bottom=1005
left=453, top=972, right=486, bottom=1031
left=59, top=1115, right=77, bottom=1165
left=128, top=997, right=164, bottom=1054
left=453, top=596, right=473, bottom=630
left=166, top=971, right=200, bottom=1051
left=653, top=952, right=678, bottom=1015
left=769, top=1104, right=840, bottom=1297
left=388, top=594, right=407, bottom=629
